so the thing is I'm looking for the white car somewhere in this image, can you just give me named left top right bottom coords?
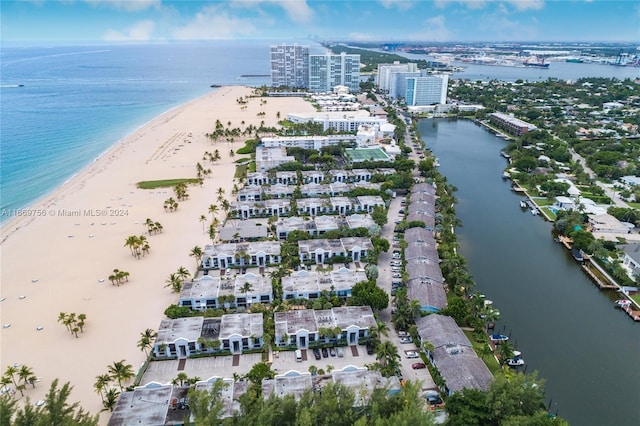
left=392, top=273, right=402, bottom=278
left=405, top=351, right=419, bottom=359
left=392, top=254, right=401, bottom=259
left=400, top=337, right=412, bottom=344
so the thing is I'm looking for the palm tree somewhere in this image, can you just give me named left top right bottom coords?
left=103, top=388, right=120, bottom=412
left=190, top=246, right=204, bottom=269
left=216, top=187, right=225, bottom=198
left=165, top=273, right=183, bottom=293
left=240, top=282, right=253, bottom=295
left=94, top=374, right=111, bottom=403
left=77, top=313, right=87, bottom=333
left=208, top=204, right=219, bottom=219
left=107, top=360, right=134, bottom=391
left=176, top=266, right=191, bottom=283
left=18, top=365, right=34, bottom=391
left=4, top=365, right=22, bottom=396
left=208, top=224, right=217, bottom=244
left=137, top=328, right=157, bottom=357
left=375, top=341, right=400, bottom=367
left=173, top=372, right=189, bottom=387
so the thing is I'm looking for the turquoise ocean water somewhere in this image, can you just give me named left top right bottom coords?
left=0, top=41, right=282, bottom=222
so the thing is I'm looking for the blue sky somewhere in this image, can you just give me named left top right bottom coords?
left=2, top=0, right=639, bottom=43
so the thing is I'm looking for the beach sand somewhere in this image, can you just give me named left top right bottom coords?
left=0, top=86, right=315, bottom=422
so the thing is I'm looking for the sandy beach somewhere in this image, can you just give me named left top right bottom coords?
left=0, top=85, right=315, bottom=422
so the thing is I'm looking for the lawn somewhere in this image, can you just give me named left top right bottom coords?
left=462, top=330, right=501, bottom=374
left=631, top=294, right=640, bottom=306
left=136, top=178, right=201, bottom=189
left=541, top=207, right=557, bottom=221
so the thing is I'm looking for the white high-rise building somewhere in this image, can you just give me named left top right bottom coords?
left=309, top=52, right=360, bottom=93
left=270, top=44, right=309, bottom=88
left=405, top=74, right=449, bottom=106
left=376, top=62, right=418, bottom=93
left=388, top=71, right=421, bottom=99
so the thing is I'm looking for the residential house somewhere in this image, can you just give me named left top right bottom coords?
left=298, top=237, right=373, bottom=264
left=274, top=306, right=376, bottom=348
left=281, top=268, right=367, bottom=300
left=201, top=241, right=281, bottom=270
left=108, top=383, right=187, bottom=426
left=588, top=213, right=630, bottom=234
left=230, top=199, right=292, bottom=219
left=415, top=315, right=493, bottom=395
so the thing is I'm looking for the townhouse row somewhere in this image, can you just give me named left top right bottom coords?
left=245, top=168, right=394, bottom=186
left=236, top=181, right=382, bottom=202
left=230, top=195, right=385, bottom=219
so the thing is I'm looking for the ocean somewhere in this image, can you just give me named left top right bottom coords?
left=1, top=41, right=638, bottom=222
left=0, top=41, right=315, bottom=221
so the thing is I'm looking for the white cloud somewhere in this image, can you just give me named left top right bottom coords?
left=505, top=0, right=544, bottom=11
left=231, top=0, right=313, bottom=23
left=103, top=20, right=155, bottom=41
left=408, top=15, right=454, bottom=42
left=347, top=32, right=380, bottom=41
left=172, top=5, right=257, bottom=40
left=435, top=0, right=544, bottom=11
left=379, top=0, right=414, bottom=11
left=84, top=0, right=161, bottom=12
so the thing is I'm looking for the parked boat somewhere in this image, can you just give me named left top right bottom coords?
left=507, top=350, right=525, bottom=367
left=502, top=171, right=510, bottom=179
left=520, top=201, right=527, bottom=209
left=490, top=334, right=509, bottom=343
left=572, top=247, right=584, bottom=262
left=531, top=208, right=539, bottom=216
left=615, top=299, right=632, bottom=308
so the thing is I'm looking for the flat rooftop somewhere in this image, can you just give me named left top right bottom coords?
left=219, top=313, right=264, bottom=339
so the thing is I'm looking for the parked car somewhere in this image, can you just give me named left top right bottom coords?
left=405, top=351, right=419, bottom=359
left=322, top=347, right=329, bottom=358
left=392, top=254, right=401, bottom=259
left=397, top=331, right=409, bottom=337
left=366, top=344, right=375, bottom=355
left=329, top=347, right=336, bottom=357
left=423, top=390, right=444, bottom=409
left=399, top=209, right=405, bottom=214
left=392, top=273, right=402, bottom=278
left=412, top=362, right=426, bottom=370
left=336, top=347, right=344, bottom=357
left=400, top=337, right=412, bottom=344
left=313, top=348, right=321, bottom=360
left=391, top=267, right=401, bottom=273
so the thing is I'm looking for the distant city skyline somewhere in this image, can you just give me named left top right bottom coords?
left=1, top=0, right=639, bottom=44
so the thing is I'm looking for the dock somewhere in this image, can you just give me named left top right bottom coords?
left=621, top=305, right=640, bottom=321
left=581, top=264, right=619, bottom=290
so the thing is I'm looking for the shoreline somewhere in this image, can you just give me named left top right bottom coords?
left=0, top=88, right=220, bottom=240
left=0, top=85, right=316, bottom=423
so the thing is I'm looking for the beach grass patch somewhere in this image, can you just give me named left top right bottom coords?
left=631, top=294, right=640, bottom=305
left=235, top=164, right=248, bottom=179
left=237, top=139, right=259, bottom=155
left=137, top=178, right=201, bottom=189
left=248, top=161, right=256, bottom=173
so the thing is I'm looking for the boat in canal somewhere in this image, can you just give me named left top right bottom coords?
left=507, top=350, right=525, bottom=367
left=490, top=333, right=509, bottom=343
left=614, top=299, right=632, bottom=308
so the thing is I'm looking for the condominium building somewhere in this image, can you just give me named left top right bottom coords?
left=376, top=62, right=418, bottom=92
left=405, top=74, right=449, bottom=106
left=270, top=44, right=309, bottom=88
left=309, top=52, right=361, bottom=93
left=489, top=112, right=537, bottom=136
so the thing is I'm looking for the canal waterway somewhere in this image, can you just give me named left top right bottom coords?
left=419, top=118, right=640, bottom=426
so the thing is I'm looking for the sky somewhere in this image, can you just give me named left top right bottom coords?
left=1, top=0, right=639, bottom=44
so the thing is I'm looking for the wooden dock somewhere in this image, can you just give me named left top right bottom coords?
left=622, top=305, right=640, bottom=321
left=581, top=264, right=619, bottom=290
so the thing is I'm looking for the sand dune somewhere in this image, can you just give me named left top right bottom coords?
left=0, top=86, right=315, bottom=423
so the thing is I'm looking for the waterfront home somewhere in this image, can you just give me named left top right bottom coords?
left=230, top=199, right=292, bottom=219
left=404, top=227, right=437, bottom=246
left=178, top=274, right=272, bottom=311
left=276, top=216, right=323, bottom=240
left=405, top=244, right=440, bottom=263
left=218, top=221, right=268, bottom=242
left=281, top=268, right=367, bottom=300
left=406, top=258, right=447, bottom=313
left=246, top=171, right=298, bottom=186
left=298, top=237, right=373, bottom=264
left=108, top=383, right=187, bottom=426
left=201, top=241, right=281, bottom=270
left=153, top=313, right=264, bottom=358
left=412, top=183, right=436, bottom=196
left=416, top=315, right=492, bottom=395
left=588, top=213, right=630, bottom=234
left=621, top=243, right=640, bottom=278
left=286, top=110, right=391, bottom=133
left=489, top=112, right=536, bottom=136
left=552, top=196, right=576, bottom=211
left=236, top=185, right=263, bottom=202
left=296, top=197, right=333, bottom=216
left=274, top=306, right=376, bottom=348
left=344, top=214, right=376, bottom=230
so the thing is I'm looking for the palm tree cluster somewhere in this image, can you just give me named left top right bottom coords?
left=173, top=183, right=189, bottom=201
left=165, top=266, right=191, bottom=293
left=171, top=372, right=201, bottom=387
left=163, top=197, right=179, bottom=212
left=93, top=360, right=133, bottom=412
left=124, top=235, right=150, bottom=257
left=195, top=162, right=213, bottom=179
left=137, top=328, right=158, bottom=358
left=57, top=312, right=87, bottom=338
left=144, top=218, right=163, bottom=234
left=108, top=268, right=130, bottom=286
left=190, top=245, right=204, bottom=270
left=2, top=364, right=37, bottom=397
left=203, top=149, right=222, bottom=163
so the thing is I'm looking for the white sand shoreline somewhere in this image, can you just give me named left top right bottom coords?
left=0, top=85, right=316, bottom=424
left=0, top=87, right=219, bottom=242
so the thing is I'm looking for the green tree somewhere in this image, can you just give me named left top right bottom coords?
left=107, top=360, right=134, bottom=391
left=39, top=379, right=99, bottom=425
left=188, top=379, right=229, bottom=423
left=350, top=280, right=389, bottom=311
left=102, top=388, right=120, bottom=413
left=246, top=362, right=275, bottom=385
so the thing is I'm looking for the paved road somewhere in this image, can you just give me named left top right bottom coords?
left=569, top=149, right=629, bottom=208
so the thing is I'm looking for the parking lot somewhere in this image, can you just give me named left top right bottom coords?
left=271, top=345, right=378, bottom=374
